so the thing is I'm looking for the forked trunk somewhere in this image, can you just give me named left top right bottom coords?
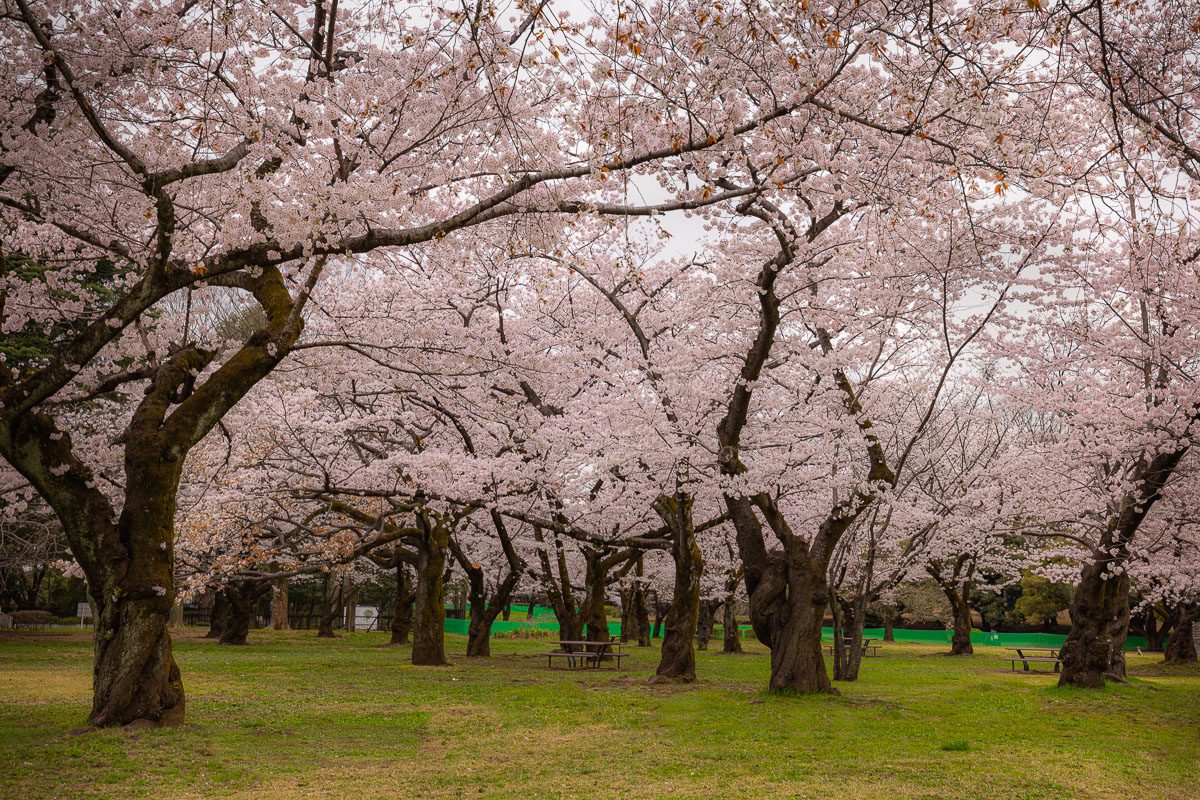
left=1059, top=563, right=1129, bottom=688
left=745, top=544, right=832, bottom=694
left=654, top=495, right=702, bottom=682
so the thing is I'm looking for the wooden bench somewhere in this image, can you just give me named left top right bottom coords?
left=1005, top=647, right=1061, bottom=673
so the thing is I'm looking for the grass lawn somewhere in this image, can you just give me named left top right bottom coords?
left=1, top=629, right=1197, bottom=799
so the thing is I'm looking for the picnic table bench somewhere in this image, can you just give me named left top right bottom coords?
left=1005, top=646, right=1062, bottom=673
left=545, top=640, right=627, bottom=670
left=825, top=637, right=880, bottom=657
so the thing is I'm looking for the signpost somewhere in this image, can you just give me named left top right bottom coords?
left=77, top=602, right=93, bottom=629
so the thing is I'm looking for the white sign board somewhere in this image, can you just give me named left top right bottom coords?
left=355, top=605, right=379, bottom=631
left=77, top=602, right=93, bottom=619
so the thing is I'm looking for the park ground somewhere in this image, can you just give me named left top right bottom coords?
left=1, top=629, right=1197, bottom=800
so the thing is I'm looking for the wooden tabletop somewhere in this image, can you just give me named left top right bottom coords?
left=1004, top=646, right=1060, bottom=652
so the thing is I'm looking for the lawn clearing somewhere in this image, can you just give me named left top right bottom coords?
left=1, top=629, right=1197, bottom=799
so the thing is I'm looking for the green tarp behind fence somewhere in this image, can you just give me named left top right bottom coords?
left=443, top=617, right=1148, bottom=651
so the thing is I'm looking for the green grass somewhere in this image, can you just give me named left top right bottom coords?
left=1, top=629, right=1197, bottom=799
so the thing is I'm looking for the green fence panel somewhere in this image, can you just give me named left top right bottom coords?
left=443, top=617, right=1147, bottom=651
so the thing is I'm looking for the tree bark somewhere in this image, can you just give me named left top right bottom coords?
left=411, top=516, right=449, bottom=666
left=205, top=591, right=228, bottom=639
left=722, top=599, right=743, bottom=654
left=1163, top=606, right=1198, bottom=664
left=653, top=494, right=702, bottom=681
left=882, top=605, right=896, bottom=642
left=944, top=582, right=974, bottom=656
left=1059, top=564, right=1129, bottom=688
left=696, top=600, right=718, bottom=651
left=168, top=599, right=185, bottom=628
left=270, top=578, right=290, bottom=631
left=1143, top=608, right=1166, bottom=652
left=218, top=582, right=263, bottom=646
left=317, top=575, right=341, bottom=638
left=388, top=565, right=415, bottom=646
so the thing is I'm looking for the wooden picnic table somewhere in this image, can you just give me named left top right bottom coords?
left=545, top=640, right=627, bottom=670
left=825, top=637, right=881, bottom=657
left=1005, top=646, right=1062, bottom=673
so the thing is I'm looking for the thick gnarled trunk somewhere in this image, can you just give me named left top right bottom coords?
left=1059, top=564, right=1129, bottom=688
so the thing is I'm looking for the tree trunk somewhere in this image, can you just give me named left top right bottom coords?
left=696, top=600, right=718, bottom=651
left=270, top=578, right=290, bottom=630
left=1144, top=609, right=1166, bottom=652
left=739, top=536, right=832, bottom=694
left=1059, top=564, right=1129, bottom=688
left=411, top=520, right=449, bottom=666
left=763, top=564, right=832, bottom=694
left=882, top=604, right=896, bottom=642
left=580, top=551, right=612, bottom=645
left=218, top=583, right=258, bottom=646
left=722, top=599, right=743, bottom=654
left=343, top=576, right=357, bottom=634
left=943, top=582, right=974, bottom=656
left=89, top=587, right=185, bottom=728
left=657, top=494, right=700, bottom=681
left=653, top=494, right=702, bottom=682
left=651, top=590, right=666, bottom=639
left=168, top=599, right=185, bottom=628
left=317, top=576, right=341, bottom=638
left=1163, top=607, right=1198, bottom=664
left=205, top=591, right=228, bottom=639
left=388, top=565, right=414, bottom=646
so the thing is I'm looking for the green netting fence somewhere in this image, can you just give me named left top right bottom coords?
left=442, top=615, right=1148, bottom=650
